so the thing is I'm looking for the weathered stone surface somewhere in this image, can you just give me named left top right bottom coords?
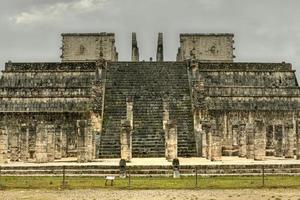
left=0, top=123, right=8, bottom=163
left=120, top=120, right=132, bottom=162
left=35, top=121, right=48, bottom=163
left=254, top=120, right=266, bottom=161
left=132, top=32, right=139, bottom=62
left=246, top=123, right=255, bottom=159
left=165, top=120, right=178, bottom=161
left=77, top=120, right=92, bottom=163
left=285, top=122, right=294, bottom=158
left=238, top=123, right=247, bottom=157
left=297, top=120, right=300, bottom=160
left=177, top=33, right=234, bottom=62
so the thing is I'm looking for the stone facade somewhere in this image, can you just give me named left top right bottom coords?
left=0, top=32, right=300, bottom=163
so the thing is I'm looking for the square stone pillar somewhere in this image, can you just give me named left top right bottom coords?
left=120, top=120, right=132, bottom=162
left=61, top=125, right=68, bottom=158
left=77, top=120, right=90, bottom=163
left=35, top=121, right=48, bottom=163
left=254, top=119, right=266, bottom=161
left=211, top=120, right=222, bottom=161
left=296, top=120, right=300, bottom=160
left=232, top=124, right=239, bottom=147
left=238, top=123, right=247, bottom=157
left=54, top=125, right=63, bottom=159
left=10, top=126, right=20, bottom=162
left=274, top=125, right=284, bottom=157
left=284, top=122, right=294, bottom=159
left=46, top=124, right=55, bottom=162
left=163, top=96, right=170, bottom=157
left=201, top=129, right=207, bottom=158
left=0, top=124, right=9, bottom=163
left=165, top=120, right=178, bottom=161
left=246, top=123, right=255, bottom=159
left=20, top=124, right=29, bottom=162
left=202, top=121, right=211, bottom=160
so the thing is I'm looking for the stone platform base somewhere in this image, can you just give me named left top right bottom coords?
left=1, top=157, right=300, bottom=177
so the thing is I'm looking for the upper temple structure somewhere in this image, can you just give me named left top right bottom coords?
left=0, top=32, right=300, bottom=163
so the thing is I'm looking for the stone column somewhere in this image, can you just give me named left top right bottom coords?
left=10, top=126, right=20, bottom=162
left=28, top=122, right=36, bottom=160
left=165, top=120, right=178, bottom=161
left=246, top=123, right=255, bottom=159
left=296, top=120, right=300, bottom=160
left=77, top=120, right=90, bottom=163
left=54, top=125, right=63, bottom=159
left=35, top=121, right=48, bottom=163
left=254, top=119, right=266, bottom=161
left=201, top=130, right=207, bottom=158
left=274, top=125, right=284, bottom=157
left=0, top=124, right=8, bottom=163
left=211, top=120, right=222, bottom=161
left=284, top=122, right=294, bottom=159
left=20, top=124, right=29, bottom=162
left=46, top=124, right=55, bottom=162
left=238, top=123, right=247, bottom=157
left=202, top=121, right=211, bottom=160
left=265, top=125, right=275, bottom=156
left=61, top=125, right=68, bottom=158
left=126, top=97, right=133, bottom=128
left=120, top=120, right=132, bottom=162
left=86, top=121, right=94, bottom=161
left=232, top=124, right=239, bottom=147
left=163, top=96, right=170, bottom=157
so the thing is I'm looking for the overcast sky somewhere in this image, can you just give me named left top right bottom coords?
left=1, top=0, right=300, bottom=77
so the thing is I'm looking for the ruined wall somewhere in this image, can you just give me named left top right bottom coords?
left=190, top=61, right=300, bottom=159
left=177, top=34, right=234, bottom=62
left=61, top=33, right=118, bottom=62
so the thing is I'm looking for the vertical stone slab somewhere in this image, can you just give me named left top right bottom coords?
left=284, top=122, right=294, bottom=158
left=120, top=120, right=132, bottom=162
left=211, top=120, right=222, bottom=161
left=61, top=125, right=68, bottom=158
left=77, top=120, right=89, bottom=163
left=254, top=119, right=266, bottom=161
left=28, top=122, right=36, bottom=160
left=156, top=33, right=164, bottom=61
left=265, top=125, right=275, bottom=156
left=35, top=121, right=48, bottom=163
left=131, top=32, right=139, bottom=61
left=0, top=124, right=9, bottom=163
left=202, top=121, right=211, bottom=160
left=126, top=97, right=133, bottom=129
left=10, top=125, right=20, bottom=162
left=163, top=96, right=170, bottom=157
left=296, top=120, right=300, bottom=160
left=232, top=124, right=239, bottom=147
left=238, top=123, right=247, bottom=157
left=165, top=120, right=178, bottom=161
left=46, top=124, right=55, bottom=162
left=20, top=124, right=29, bottom=162
left=86, top=120, right=94, bottom=161
left=246, top=123, right=255, bottom=159
left=274, top=125, right=284, bottom=157
left=54, top=125, right=63, bottom=159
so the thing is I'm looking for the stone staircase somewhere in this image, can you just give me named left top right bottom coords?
left=99, top=62, right=196, bottom=158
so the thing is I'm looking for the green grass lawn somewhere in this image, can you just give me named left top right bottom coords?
left=0, top=176, right=299, bottom=190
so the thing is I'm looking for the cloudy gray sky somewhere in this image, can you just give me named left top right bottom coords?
left=1, top=0, right=300, bottom=77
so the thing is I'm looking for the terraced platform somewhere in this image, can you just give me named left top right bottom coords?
left=1, top=157, right=300, bottom=177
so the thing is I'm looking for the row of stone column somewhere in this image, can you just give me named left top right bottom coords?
left=196, top=118, right=300, bottom=161
left=0, top=120, right=97, bottom=164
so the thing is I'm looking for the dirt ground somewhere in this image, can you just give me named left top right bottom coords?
left=1, top=189, right=300, bottom=200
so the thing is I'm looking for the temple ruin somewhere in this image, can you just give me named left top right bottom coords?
left=0, top=32, right=300, bottom=163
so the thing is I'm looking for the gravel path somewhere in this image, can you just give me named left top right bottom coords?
left=1, top=189, right=300, bottom=200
